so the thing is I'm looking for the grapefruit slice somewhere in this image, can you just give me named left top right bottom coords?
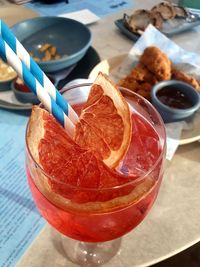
left=27, top=106, right=132, bottom=199
left=74, top=72, right=132, bottom=169
left=27, top=106, right=154, bottom=211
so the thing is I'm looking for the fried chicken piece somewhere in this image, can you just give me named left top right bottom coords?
left=136, top=83, right=152, bottom=100
left=140, top=46, right=171, bottom=81
left=118, top=72, right=153, bottom=100
left=137, top=82, right=153, bottom=91
left=118, top=75, right=139, bottom=92
left=131, top=63, right=158, bottom=84
left=137, top=89, right=151, bottom=100
left=118, top=62, right=156, bottom=100
left=118, top=46, right=172, bottom=100
left=172, top=68, right=200, bottom=93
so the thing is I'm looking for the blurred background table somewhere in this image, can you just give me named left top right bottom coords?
left=1, top=1, right=200, bottom=266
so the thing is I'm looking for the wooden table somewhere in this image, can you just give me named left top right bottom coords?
left=1, top=1, right=200, bottom=266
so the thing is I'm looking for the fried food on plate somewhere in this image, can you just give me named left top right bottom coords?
left=118, top=48, right=168, bottom=100
left=118, top=66, right=153, bottom=100
left=136, top=82, right=152, bottom=100
left=130, top=63, right=158, bottom=84
left=117, top=45, right=200, bottom=101
left=118, top=78, right=152, bottom=100
left=172, top=68, right=200, bottom=92
left=140, top=46, right=171, bottom=81
left=118, top=74, right=139, bottom=92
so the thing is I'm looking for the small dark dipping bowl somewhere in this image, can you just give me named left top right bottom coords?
left=151, top=80, right=200, bottom=123
left=11, top=80, right=40, bottom=104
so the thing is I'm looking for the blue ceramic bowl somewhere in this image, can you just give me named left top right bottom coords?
left=0, top=75, right=17, bottom=91
left=11, top=80, right=40, bottom=104
left=151, top=80, right=200, bottom=123
left=11, top=17, right=91, bottom=72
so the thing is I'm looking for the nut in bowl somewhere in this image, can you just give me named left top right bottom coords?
left=151, top=80, right=200, bottom=123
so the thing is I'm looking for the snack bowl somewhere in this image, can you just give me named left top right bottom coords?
left=11, top=17, right=91, bottom=72
left=11, top=78, right=40, bottom=104
left=151, top=80, right=200, bottom=123
left=0, top=75, right=17, bottom=91
left=0, top=59, right=17, bottom=91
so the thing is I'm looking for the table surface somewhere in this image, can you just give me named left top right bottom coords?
left=1, top=1, right=200, bottom=267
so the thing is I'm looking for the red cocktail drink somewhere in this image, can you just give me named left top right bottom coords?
left=26, top=84, right=166, bottom=264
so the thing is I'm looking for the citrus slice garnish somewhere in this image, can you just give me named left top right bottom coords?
left=27, top=106, right=155, bottom=211
left=74, top=72, right=132, bottom=169
left=26, top=75, right=154, bottom=210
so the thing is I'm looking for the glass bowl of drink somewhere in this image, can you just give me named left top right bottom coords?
left=25, top=83, right=166, bottom=266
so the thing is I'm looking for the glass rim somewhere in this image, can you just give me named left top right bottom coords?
left=25, top=83, right=166, bottom=191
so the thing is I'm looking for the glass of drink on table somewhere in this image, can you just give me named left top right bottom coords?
left=25, top=73, right=166, bottom=266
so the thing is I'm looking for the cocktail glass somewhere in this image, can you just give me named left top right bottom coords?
left=25, top=84, right=166, bottom=266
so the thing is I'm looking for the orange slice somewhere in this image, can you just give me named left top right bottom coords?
left=74, top=72, right=132, bottom=168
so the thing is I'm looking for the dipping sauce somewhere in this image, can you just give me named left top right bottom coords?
left=156, top=86, right=193, bottom=109
left=0, top=59, right=16, bottom=81
left=14, top=76, right=54, bottom=93
left=14, top=77, right=30, bottom=92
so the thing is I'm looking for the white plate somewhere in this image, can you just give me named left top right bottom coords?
left=0, top=90, right=33, bottom=110
left=89, top=54, right=200, bottom=145
left=0, top=100, right=32, bottom=110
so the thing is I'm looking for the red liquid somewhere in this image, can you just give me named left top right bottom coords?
left=26, top=110, right=164, bottom=242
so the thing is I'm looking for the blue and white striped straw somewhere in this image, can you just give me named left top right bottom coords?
left=0, top=19, right=79, bottom=124
left=0, top=35, right=75, bottom=138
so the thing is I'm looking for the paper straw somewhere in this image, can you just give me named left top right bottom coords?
left=0, top=35, right=74, bottom=138
left=0, top=19, right=79, bottom=124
